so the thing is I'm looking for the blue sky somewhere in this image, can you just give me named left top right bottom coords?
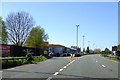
left=2, top=2, right=118, bottom=50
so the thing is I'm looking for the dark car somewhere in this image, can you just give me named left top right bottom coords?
left=67, top=53, right=71, bottom=56
left=75, top=53, right=81, bottom=57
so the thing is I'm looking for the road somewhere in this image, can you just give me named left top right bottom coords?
left=1, top=54, right=119, bottom=80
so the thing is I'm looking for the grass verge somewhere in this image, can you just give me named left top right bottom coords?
left=101, top=54, right=120, bottom=62
left=2, top=55, right=47, bottom=69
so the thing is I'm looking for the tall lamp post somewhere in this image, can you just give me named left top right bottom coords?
left=76, top=24, right=79, bottom=53
left=83, top=35, right=85, bottom=53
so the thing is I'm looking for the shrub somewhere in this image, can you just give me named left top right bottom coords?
left=34, top=55, right=47, bottom=62
left=24, top=49, right=34, bottom=63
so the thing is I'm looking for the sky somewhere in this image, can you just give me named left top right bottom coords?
left=1, top=2, right=118, bottom=51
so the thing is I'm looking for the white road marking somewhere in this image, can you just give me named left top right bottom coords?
left=53, top=72, right=59, bottom=75
left=0, top=70, right=2, bottom=73
left=102, top=65, right=106, bottom=68
left=6, top=68, right=15, bottom=70
left=46, top=58, right=77, bottom=80
left=59, top=69, right=63, bottom=72
left=68, top=63, right=71, bottom=65
left=46, top=77, right=52, bottom=80
left=63, top=66, right=67, bottom=69
left=96, top=61, right=98, bottom=62
left=66, top=64, right=69, bottom=67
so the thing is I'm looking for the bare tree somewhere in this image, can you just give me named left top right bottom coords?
left=6, top=11, right=35, bottom=46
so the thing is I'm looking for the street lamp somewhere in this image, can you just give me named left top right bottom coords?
left=83, top=35, right=85, bottom=52
left=76, top=24, right=79, bottom=48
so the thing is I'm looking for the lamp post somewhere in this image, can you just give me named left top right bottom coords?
left=76, top=24, right=79, bottom=48
left=83, top=35, right=85, bottom=52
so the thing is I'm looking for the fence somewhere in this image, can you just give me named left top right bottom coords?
left=0, top=44, right=44, bottom=57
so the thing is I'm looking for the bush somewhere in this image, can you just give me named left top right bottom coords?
left=34, top=55, right=47, bottom=62
left=24, top=49, right=34, bottom=63
left=101, top=54, right=108, bottom=57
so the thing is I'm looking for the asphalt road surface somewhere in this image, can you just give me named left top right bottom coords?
left=1, top=54, right=119, bottom=80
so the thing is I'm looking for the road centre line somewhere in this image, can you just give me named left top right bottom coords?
left=102, top=65, right=106, bottom=68
left=59, top=69, right=63, bottom=72
left=63, top=66, right=67, bottom=69
left=46, top=77, right=52, bottom=80
left=46, top=58, right=77, bottom=80
left=53, top=72, right=59, bottom=75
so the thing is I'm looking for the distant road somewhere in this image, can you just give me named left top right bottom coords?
left=2, top=54, right=119, bottom=80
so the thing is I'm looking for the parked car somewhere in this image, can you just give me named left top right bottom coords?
left=48, top=52, right=53, bottom=58
left=67, top=53, right=71, bottom=56
left=75, top=53, right=81, bottom=57
left=61, top=53, right=67, bottom=57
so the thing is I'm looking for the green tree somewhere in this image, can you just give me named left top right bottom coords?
left=117, top=44, right=120, bottom=51
left=94, top=49, right=101, bottom=54
left=104, top=48, right=111, bottom=54
left=0, top=16, right=7, bottom=44
left=25, top=26, right=48, bottom=48
left=86, top=46, right=89, bottom=54
left=83, top=48, right=85, bottom=53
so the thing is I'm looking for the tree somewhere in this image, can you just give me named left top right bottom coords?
left=117, top=44, right=120, bottom=51
left=86, top=46, right=89, bottom=54
left=25, top=26, right=48, bottom=48
left=83, top=48, right=85, bottom=53
left=0, top=16, right=8, bottom=44
left=6, top=11, right=35, bottom=46
left=104, top=48, right=111, bottom=54
left=94, top=49, right=101, bottom=54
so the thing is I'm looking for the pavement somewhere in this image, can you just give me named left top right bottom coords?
left=1, top=54, right=119, bottom=80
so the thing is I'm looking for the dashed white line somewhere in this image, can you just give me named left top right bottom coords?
left=96, top=61, right=98, bottom=62
left=46, top=77, right=52, bottom=80
left=66, top=64, right=69, bottom=67
left=102, top=65, right=106, bottom=68
left=59, top=69, right=63, bottom=72
left=63, top=66, right=67, bottom=69
left=53, top=72, right=59, bottom=75
left=46, top=59, right=77, bottom=80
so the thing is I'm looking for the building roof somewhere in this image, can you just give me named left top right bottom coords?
left=43, top=42, right=65, bottom=48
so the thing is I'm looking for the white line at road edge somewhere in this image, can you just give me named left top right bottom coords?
left=53, top=72, right=59, bottom=75
left=6, top=68, right=15, bottom=70
left=102, top=65, right=106, bottom=68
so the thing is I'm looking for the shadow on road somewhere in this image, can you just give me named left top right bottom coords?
left=52, top=73, right=119, bottom=80
left=3, top=70, right=54, bottom=75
